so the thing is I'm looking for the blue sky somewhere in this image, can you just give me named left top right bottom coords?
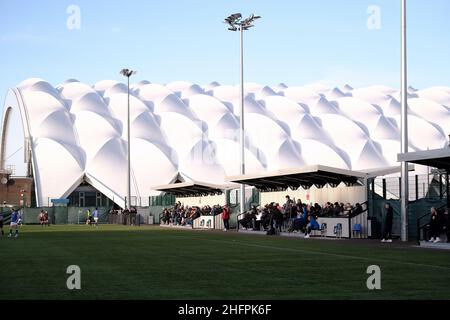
left=0, top=0, right=449, bottom=99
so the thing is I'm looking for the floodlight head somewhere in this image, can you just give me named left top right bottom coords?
left=230, top=13, right=242, bottom=20
left=224, top=12, right=259, bottom=31
left=225, top=13, right=242, bottom=26
left=120, top=69, right=136, bottom=77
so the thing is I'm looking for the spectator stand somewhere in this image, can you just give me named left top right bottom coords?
left=154, top=180, right=237, bottom=230
left=228, top=164, right=395, bottom=239
left=398, top=147, right=450, bottom=247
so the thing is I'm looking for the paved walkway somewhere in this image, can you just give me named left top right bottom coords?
left=417, top=241, right=450, bottom=250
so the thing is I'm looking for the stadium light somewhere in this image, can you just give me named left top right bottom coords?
left=223, top=13, right=261, bottom=215
left=120, top=68, right=137, bottom=209
left=400, top=0, right=408, bottom=242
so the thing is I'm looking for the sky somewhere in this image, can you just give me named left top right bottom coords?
left=0, top=0, right=449, bottom=101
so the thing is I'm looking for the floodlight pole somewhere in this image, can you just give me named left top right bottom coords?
left=239, top=25, right=245, bottom=215
left=400, top=0, right=409, bottom=242
left=120, top=68, right=135, bottom=210
left=225, top=13, right=260, bottom=214
left=127, top=75, right=131, bottom=210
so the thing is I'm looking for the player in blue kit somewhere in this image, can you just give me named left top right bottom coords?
left=92, top=208, right=99, bottom=227
left=8, top=208, right=20, bottom=238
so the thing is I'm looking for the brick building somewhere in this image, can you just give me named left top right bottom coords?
left=0, top=170, right=34, bottom=207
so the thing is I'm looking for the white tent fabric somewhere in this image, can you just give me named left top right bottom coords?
left=241, top=96, right=306, bottom=171
left=261, top=95, right=350, bottom=169
left=187, top=94, right=267, bottom=176
left=137, top=84, right=224, bottom=184
left=408, top=97, right=450, bottom=131
left=2, top=79, right=450, bottom=207
left=415, top=87, right=450, bottom=107
left=15, top=79, right=85, bottom=205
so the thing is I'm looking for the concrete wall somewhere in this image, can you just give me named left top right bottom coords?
left=175, top=193, right=227, bottom=207
left=260, top=184, right=367, bottom=206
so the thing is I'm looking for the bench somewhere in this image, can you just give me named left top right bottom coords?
left=310, top=223, right=327, bottom=237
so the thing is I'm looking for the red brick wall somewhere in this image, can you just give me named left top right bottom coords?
left=0, top=173, right=34, bottom=207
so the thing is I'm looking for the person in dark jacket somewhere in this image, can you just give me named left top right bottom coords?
left=283, top=195, right=293, bottom=217
left=381, top=203, right=394, bottom=243
left=272, top=204, right=284, bottom=232
left=240, top=206, right=257, bottom=230
left=428, top=207, right=441, bottom=243
left=333, top=202, right=342, bottom=216
left=442, top=208, right=450, bottom=243
left=352, top=203, right=363, bottom=216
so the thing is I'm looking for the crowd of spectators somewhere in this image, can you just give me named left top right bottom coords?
left=108, top=207, right=138, bottom=225
left=238, top=195, right=365, bottom=237
left=160, top=202, right=224, bottom=226
left=157, top=195, right=368, bottom=237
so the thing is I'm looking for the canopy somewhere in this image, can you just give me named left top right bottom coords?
left=398, top=148, right=450, bottom=171
left=226, top=165, right=366, bottom=192
left=154, top=181, right=233, bottom=197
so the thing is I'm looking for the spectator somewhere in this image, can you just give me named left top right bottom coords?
left=289, top=201, right=298, bottom=220
left=39, top=210, right=46, bottom=227
left=222, top=204, right=230, bottom=231
left=322, top=202, right=332, bottom=217
left=212, top=205, right=222, bottom=216
left=122, top=208, right=130, bottom=225
left=313, top=203, right=322, bottom=216
left=283, top=195, right=293, bottom=218
left=130, top=207, right=137, bottom=226
left=161, top=208, right=170, bottom=225
left=381, top=203, right=394, bottom=243
left=240, top=207, right=256, bottom=230
left=44, top=210, right=49, bottom=226
left=333, top=202, right=341, bottom=217
left=304, top=214, right=320, bottom=238
left=295, top=199, right=302, bottom=214
left=184, top=207, right=197, bottom=226
left=352, top=203, right=363, bottom=216
left=428, top=207, right=441, bottom=243
left=250, top=206, right=258, bottom=229
left=442, top=208, right=449, bottom=243
left=271, top=203, right=283, bottom=232
left=260, top=205, right=270, bottom=230
left=253, top=206, right=263, bottom=230
left=291, top=206, right=308, bottom=233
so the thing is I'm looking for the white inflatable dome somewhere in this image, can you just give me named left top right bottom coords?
left=1, top=79, right=449, bottom=207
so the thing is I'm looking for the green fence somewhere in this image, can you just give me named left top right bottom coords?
left=149, top=194, right=176, bottom=207
left=370, top=198, right=446, bottom=240
left=20, top=206, right=153, bottom=225
left=0, top=207, right=12, bottom=223
left=67, top=207, right=111, bottom=224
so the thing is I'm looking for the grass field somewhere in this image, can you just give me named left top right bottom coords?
left=1, top=224, right=449, bottom=300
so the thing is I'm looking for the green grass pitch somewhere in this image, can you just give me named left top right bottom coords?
left=1, top=224, right=449, bottom=300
